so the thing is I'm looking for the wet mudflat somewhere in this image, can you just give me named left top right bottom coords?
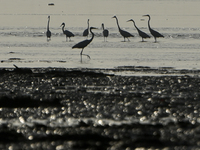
left=0, top=67, right=200, bottom=149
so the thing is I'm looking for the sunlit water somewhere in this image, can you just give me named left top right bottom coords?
left=0, top=0, right=200, bottom=149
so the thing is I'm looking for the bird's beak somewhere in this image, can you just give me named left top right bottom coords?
left=127, top=19, right=131, bottom=22
left=143, top=15, right=148, bottom=17
left=60, top=24, right=62, bottom=27
left=91, top=27, right=98, bottom=30
left=112, top=16, right=115, bottom=18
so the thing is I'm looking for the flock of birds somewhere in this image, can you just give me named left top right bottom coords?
left=46, top=15, right=164, bottom=61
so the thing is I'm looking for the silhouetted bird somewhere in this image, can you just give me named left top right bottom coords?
left=127, top=19, right=150, bottom=42
left=102, top=23, right=109, bottom=42
left=143, top=14, right=164, bottom=42
left=72, top=27, right=97, bottom=62
left=60, top=22, right=74, bottom=41
left=83, top=19, right=89, bottom=37
left=112, top=16, right=134, bottom=42
left=46, top=16, right=51, bottom=41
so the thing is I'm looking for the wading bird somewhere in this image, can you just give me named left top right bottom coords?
left=72, top=27, right=97, bottom=62
left=127, top=19, right=150, bottom=42
left=60, top=22, right=74, bottom=41
left=102, top=23, right=109, bottom=42
left=46, top=16, right=51, bottom=41
left=112, top=16, right=134, bottom=42
left=143, top=14, right=164, bottom=42
left=83, top=19, right=89, bottom=37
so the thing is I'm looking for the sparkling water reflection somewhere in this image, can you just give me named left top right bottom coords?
left=0, top=68, right=200, bottom=149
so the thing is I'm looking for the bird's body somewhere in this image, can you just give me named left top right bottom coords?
left=112, top=16, right=134, bottom=42
left=46, top=16, right=51, bottom=41
left=83, top=19, right=89, bottom=37
left=60, top=23, right=74, bottom=41
left=127, top=19, right=150, bottom=42
left=72, top=39, right=91, bottom=49
left=143, top=15, right=164, bottom=42
left=102, top=23, right=109, bottom=42
left=72, top=27, right=97, bottom=61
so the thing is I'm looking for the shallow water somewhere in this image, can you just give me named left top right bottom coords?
left=1, top=27, right=200, bottom=70
left=1, top=0, right=200, bottom=149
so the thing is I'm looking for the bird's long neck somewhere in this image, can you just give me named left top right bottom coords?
left=147, top=16, right=151, bottom=30
left=87, top=21, right=89, bottom=29
left=115, top=17, right=121, bottom=31
left=102, top=24, right=105, bottom=30
left=132, top=21, right=139, bottom=31
left=89, top=29, right=95, bottom=42
left=47, top=18, right=50, bottom=30
left=62, top=24, right=65, bottom=32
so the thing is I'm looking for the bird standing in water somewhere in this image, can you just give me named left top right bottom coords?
left=143, top=14, right=164, bottom=42
left=127, top=19, right=150, bottom=42
left=83, top=19, right=89, bottom=37
left=102, top=23, right=109, bottom=42
left=60, top=22, right=74, bottom=41
left=112, top=16, right=134, bottom=42
left=72, top=27, right=97, bottom=62
left=46, top=16, right=51, bottom=41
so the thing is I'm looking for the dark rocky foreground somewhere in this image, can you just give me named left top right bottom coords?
left=0, top=66, right=200, bottom=149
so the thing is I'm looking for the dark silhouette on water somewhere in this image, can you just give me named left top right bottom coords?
left=102, top=23, right=109, bottom=42
left=72, top=27, right=97, bottom=62
left=60, top=23, right=74, bottom=41
left=48, top=3, right=54, bottom=6
left=127, top=19, right=150, bottom=42
left=46, top=16, right=51, bottom=41
left=143, top=14, right=164, bottom=42
left=112, top=16, right=134, bottom=42
left=13, top=64, right=33, bottom=73
left=83, top=19, right=90, bottom=37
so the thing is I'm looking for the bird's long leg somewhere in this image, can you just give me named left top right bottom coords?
left=80, top=55, right=82, bottom=63
left=142, top=38, right=144, bottom=42
left=80, top=48, right=83, bottom=56
left=82, top=54, right=90, bottom=59
left=80, top=48, right=83, bottom=62
left=66, top=36, right=68, bottom=42
left=154, top=37, right=157, bottom=43
left=80, top=48, right=91, bottom=60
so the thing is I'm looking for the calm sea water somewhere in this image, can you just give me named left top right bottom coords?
left=1, top=0, right=200, bottom=149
